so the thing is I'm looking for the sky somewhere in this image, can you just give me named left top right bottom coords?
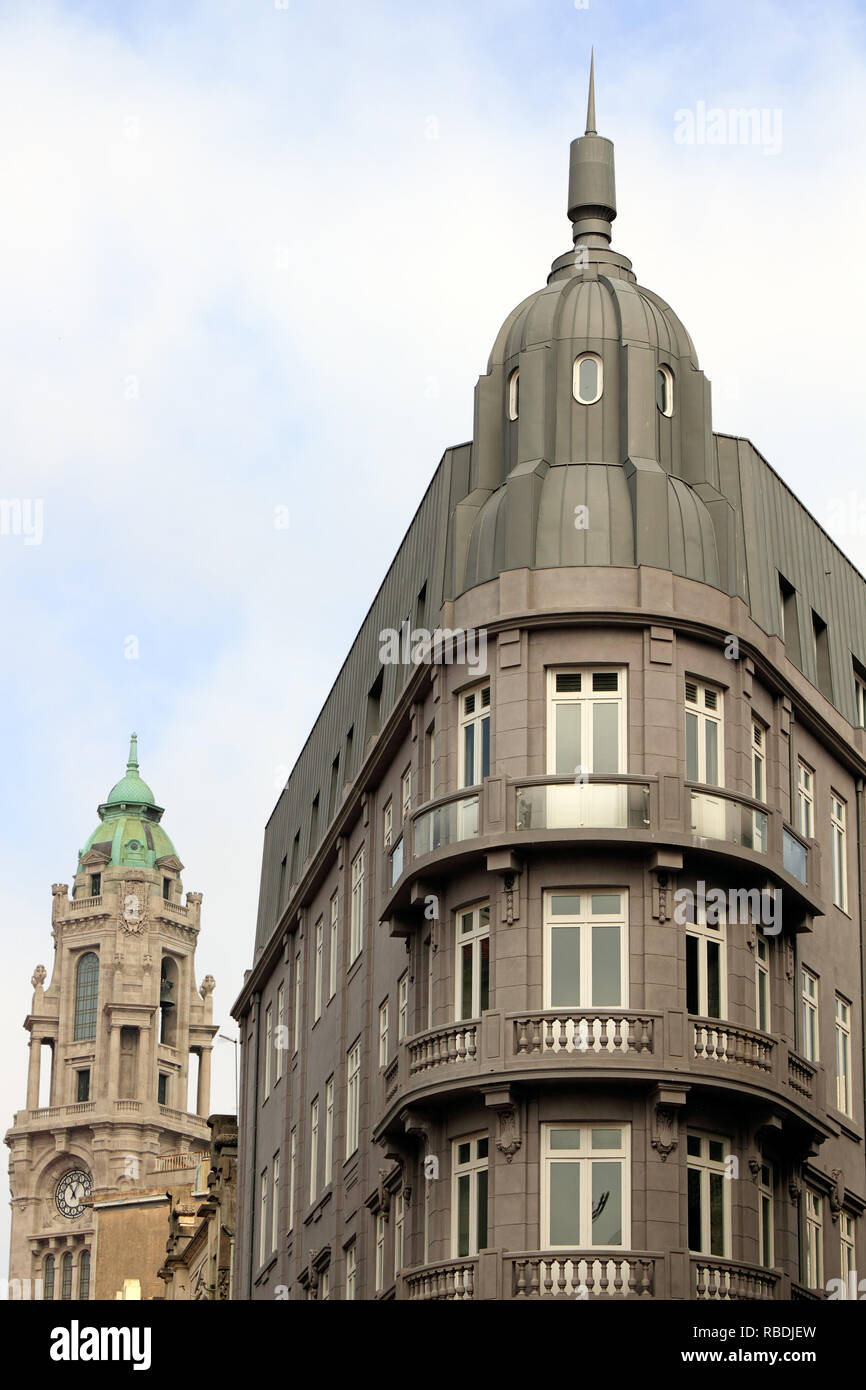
left=1, top=0, right=865, bottom=1268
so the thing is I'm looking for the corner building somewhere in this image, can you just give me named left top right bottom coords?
left=233, top=72, right=866, bottom=1301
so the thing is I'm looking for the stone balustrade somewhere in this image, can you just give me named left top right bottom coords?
left=692, top=1257, right=780, bottom=1300
left=513, top=1011, right=655, bottom=1056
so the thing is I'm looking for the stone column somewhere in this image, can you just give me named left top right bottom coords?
left=196, top=1047, right=212, bottom=1118
left=26, top=1036, right=42, bottom=1109
left=107, top=1023, right=121, bottom=1099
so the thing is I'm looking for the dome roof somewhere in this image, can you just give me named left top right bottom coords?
left=78, top=734, right=180, bottom=871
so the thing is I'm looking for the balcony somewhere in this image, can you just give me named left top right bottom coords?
left=412, top=794, right=480, bottom=858
left=783, top=827, right=808, bottom=884
left=513, top=1011, right=656, bottom=1057
left=692, top=1257, right=780, bottom=1300
left=403, top=1258, right=477, bottom=1300
left=510, top=1252, right=656, bottom=1299
left=516, top=778, right=650, bottom=831
left=690, top=789, right=768, bottom=853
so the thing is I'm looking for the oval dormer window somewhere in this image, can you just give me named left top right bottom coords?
left=657, top=365, right=674, bottom=417
left=507, top=367, right=520, bottom=421
left=573, top=353, right=602, bottom=405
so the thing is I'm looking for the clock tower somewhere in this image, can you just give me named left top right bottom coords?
left=4, top=735, right=217, bottom=1300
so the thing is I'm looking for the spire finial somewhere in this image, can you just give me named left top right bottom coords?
left=126, top=732, right=139, bottom=775
left=586, top=48, right=596, bottom=135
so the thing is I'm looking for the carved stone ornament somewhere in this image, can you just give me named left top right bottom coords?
left=651, top=1105, right=678, bottom=1161
left=495, top=1106, right=522, bottom=1163
left=830, top=1170, right=845, bottom=1223
left=748, top=1156, right=762, bottom=1183
left=118, top=883, right=148, bottom=934
left=31, top=965, right=47, bottom=990
left=784, top=938, right=795, bottom=982
left=788, top=1169, right=802, bottom=1203
left=199, top=975, right=216, bottom=999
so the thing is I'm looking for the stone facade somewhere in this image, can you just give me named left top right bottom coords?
left=232, top=68, right=866, bottom=1301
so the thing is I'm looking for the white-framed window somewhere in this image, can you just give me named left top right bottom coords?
left=456, top=903, right=490, bottom=1021
left=293, top=949, right=302, bottom=1054
left=390, top=836, right=404, bottom=887
left=319, top=1267, right=330, bottom=1301
left=507, top=366, right=520, bottom=420
left=835, top=995, right=852, bottom=1116
left=452, top=1135, right=489, bottom=1258
left=757, top=1163, right=774, bottom=1269
left=543, top=889, right=627, bottom=1009
left=378, top=999, right=390, bottom=1067
left=350, top=848, right=365, bottom=962
left=573, top=352, right=603, bottom=405
left=263, top=1004, right=272, bottom=1098
left=797, top=761, right=814, bottom=839
left=401, top=768, right=412, bottom=822
left=375, top=1212, right=386, bottom=1291
left=275, top=982, right=285, bottom=1081
left=803, top=1189, right=823, bottom=1289
left=346, top=1241, right=357, bottom=1301
left=313, top=917, right=324, bottom=1022
left=751, top=721, right=765, bottom=802
left=685, top=679, right=723, bottom=785
left=324, top=1076, right=334, bottom=1186
left=831, top=793, right=847, bottom=911
left=383, top=798, right=393, bottom=850
left=346, top=1040, right=361, bottom=1158
left=686, top=903, right=727, bottom=1020
left=309, top=1097, right=319, bottom=1204
left=687, top=1132, right=729, bottom=1257
left=288, top=1130, right=296, bottom=1231
left=656, top=363, right=674, bottom=416
left=259, top=1169, right=269, bottom=1266
left=394, top=1191, right=405, bottom=1275
left=800, top=967, right=819, bottom=1062
left=459, top=685, right=491, bottom=788
left=840, top=1213, right=856, bottom=1295
left=547, top=668, right=625, bottom=777
left=856, top=673, right=866, bottom=728
left=425, top=724, right=436, bottom=802
left=328, top=891, right=338, bottom=999
left=541, top=1124, right=629, bottom=1249
left=271, top=1153, right=280, bottom=1254
left=398, top=972, right=409, bottom=1041
left=755, top=936, right=770, bottom=1032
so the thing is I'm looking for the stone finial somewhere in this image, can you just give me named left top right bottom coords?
left=199, top=975, right=216, bottom=1000
left=51, top=884, right=68, bottom=919
left=31, top=965, right=47, bottom=991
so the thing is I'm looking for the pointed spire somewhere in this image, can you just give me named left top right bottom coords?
left=585, top=48, right=596, bottom=135
left=126, top=732, right=139, bottom=775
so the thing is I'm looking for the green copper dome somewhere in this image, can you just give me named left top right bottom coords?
left=78, top=734, right=179, bottom=871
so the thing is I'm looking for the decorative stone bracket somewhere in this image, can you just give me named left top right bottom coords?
left=485, top=851, right=522, bottom=925
left=483, top=1086, right=522, bottom=1162
left=649, top=1082, right=689, bottom=1161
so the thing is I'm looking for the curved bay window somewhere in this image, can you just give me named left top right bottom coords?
left=73, top=953, right=99, bottom=1041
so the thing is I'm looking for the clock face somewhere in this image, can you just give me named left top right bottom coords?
left=55, top=1169, right=91, bottom=1219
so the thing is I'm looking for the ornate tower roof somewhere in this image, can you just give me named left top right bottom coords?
left=78, top=733, right=180, bottom=870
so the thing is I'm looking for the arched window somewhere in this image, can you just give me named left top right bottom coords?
left=60, top=1252, right=73, bottom=1300
left=74, top=953, right=99, bottom=1041
left=507, top=367, right=519, bottom=421
left=78, top=1250, right=91, bottom=1300
left=43, top=1254, right=55, bottom=1301
left=573, top=353, right=603, bottom=405
left=657, top=364, right=674, bottom=416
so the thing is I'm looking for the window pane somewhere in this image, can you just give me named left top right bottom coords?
left=551, top=894, right=582, bottom=915
left=687, top=1168, right=702, bottom=1250
left=550, top=926, right=581, bottom=1008
left=463, top=725, right=475, bottom=786
left=592, top=1161, right=622, bottom=1245
left=578, top=357, right=598, bottom=402
left=761, top=1194, right=772, bottom=1267
left=555, top=703, right=581, bottom=776
left=479, top=937, right=490, bottom=1013
left=460, top=943, right=473, bottom=1020
left=549, top=1162, right=581, bottom=1245
left=709, top=1173, right=725, bottom=1256
left=549, top=1128, right=582, bottom=1150
left=592, top=702, right=619, bottom=774
left=591, top=1128, right=621, bottom=1149
left=591, top=894, right=621, bottom=915
left=686, top=935, right=699, bottom=1015
left=706, top=940, right=721, bottom=1018
left=457, top=1173, right=470, bottom=1257
left=686, top=711, right=699, bottom=781
left=476, top=1169, right=489, bottom=1251
left=480, top=716, right=490, bottom=781
left=591, top=924, right=621, bottom=1007
left=705, top=720, right=719, bottom=784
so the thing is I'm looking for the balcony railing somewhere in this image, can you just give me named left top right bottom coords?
left=783, top=827, right=808, bottom=884
left=692, top=1257, right=780, bottom=1300
left=515, top=779, right=650, bottom=831
left=690, top=790, right=768, bottom=853
left=787, top=1050, right=816, bottom=1099
left=692, top=1018, right=774, bottom=1072
left=67, top=895, right=103, bottom=911
left=513, top=1011, right=656, bottom=1057
left=511, top=1252, right=656, bottom=1299
left=412, top=795, right=480, bottom=857
left=404, top=1259, right=477, bottom=1300
left=408, top=1021, right=478, bottom=1075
